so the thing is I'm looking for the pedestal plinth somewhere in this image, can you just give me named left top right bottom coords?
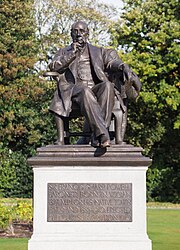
left=28, top=144, right=152, bottom=250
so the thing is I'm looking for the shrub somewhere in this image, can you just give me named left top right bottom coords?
left=0, top=199, right=33, bottom=231
left=0, top=204, right=13, bottom=230
left=0, top=145, right=33, bottom=198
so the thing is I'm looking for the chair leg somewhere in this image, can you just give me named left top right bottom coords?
left=64, top=118, right=70, bottom=145
left=55, top=115, right=65, bottom=145
left=114, top=110, right=123, bottom=144
left=121, top=108, right=127, bottom=142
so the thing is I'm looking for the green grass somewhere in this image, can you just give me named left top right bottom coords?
left=0, top=238, right=28, bottom=250
left=0, top=209, right=180, bottom=250
left=147, top=209, right=180, bottom=250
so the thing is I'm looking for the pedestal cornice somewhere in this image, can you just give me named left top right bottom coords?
left=28, top=144, right=151, bottom=167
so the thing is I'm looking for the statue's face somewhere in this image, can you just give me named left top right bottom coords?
left=71, top=21, right=89, bottom=47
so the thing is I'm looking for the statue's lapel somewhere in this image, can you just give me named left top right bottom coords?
left=88, top=43, right=107, bottom=82
left=88, top=43, right=100, bottom=67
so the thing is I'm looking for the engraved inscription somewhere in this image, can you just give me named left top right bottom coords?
left=47, top=183, right=132, bottom=222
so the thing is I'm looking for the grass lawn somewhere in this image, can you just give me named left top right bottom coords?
left=0, top=208, right=179, bottom=250
left=0, top=238, right=28, bottom=250
left=147, top=209, right=180, bottom=250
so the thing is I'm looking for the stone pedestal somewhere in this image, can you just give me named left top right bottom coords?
left=28, top=144, right=152, bottom=250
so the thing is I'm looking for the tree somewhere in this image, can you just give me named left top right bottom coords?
left=0, top=0, right=56, bottom=197
left=110, top=0, right=180, bottom=202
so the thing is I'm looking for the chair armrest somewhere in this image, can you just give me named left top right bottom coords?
left=43, top=71, right=60, bottom=77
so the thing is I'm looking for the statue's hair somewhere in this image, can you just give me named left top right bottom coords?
left=71, top=21, right=89, bottom=34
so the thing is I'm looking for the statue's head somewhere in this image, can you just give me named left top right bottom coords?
left=71, top=21, right=89, bottom=47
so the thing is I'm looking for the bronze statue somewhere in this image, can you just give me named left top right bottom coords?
left=48, top=21, right=141, bottom=148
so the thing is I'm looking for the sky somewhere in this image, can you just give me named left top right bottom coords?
left=99, top=0, right=123, bottom=9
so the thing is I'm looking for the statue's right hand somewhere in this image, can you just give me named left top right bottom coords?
left=72, top=42, right=78, bottom=53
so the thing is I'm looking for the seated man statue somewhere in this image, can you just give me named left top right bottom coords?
left=49, top=20, right=141, bottom=148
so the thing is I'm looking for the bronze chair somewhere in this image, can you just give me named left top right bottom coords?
left=44, top=71, right=128, bottom=145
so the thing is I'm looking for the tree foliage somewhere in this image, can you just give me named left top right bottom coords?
left=0, top=0, right=56, bottom=197
left=111, top=0, right=180, bottom=202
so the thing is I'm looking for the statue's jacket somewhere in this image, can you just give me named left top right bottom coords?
left=49, top=43, right=141, bottom=117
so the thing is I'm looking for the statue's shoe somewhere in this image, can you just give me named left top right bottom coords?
left=99, top=134, right=111, bottom=148
left=100, top=139, right=111, bottom=148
